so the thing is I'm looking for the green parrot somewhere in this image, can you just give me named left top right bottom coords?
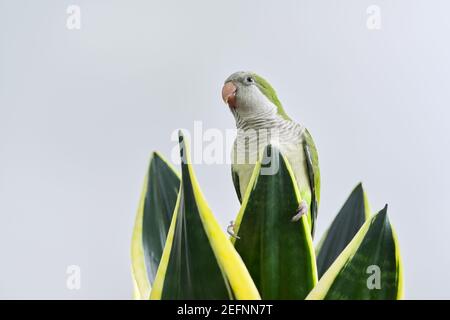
left=221, top=71, right=320, bottom=238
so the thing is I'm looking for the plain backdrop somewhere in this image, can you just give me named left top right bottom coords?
left=1, top=0, right=449, bottom=299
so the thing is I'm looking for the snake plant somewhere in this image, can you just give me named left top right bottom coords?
left=131, top=132, right=403, bottom=300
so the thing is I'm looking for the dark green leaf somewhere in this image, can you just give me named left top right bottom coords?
left=131, top=152, right=180, bottom=299
left=233, top=145, right=317, bottom=299
left=307, top=206, right=403, bottom=300
left=316, top=183, right=370, bottom=278
left=150, top=132, right=260, bottom=300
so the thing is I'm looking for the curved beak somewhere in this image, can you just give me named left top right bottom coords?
left=222, top=82, right=237, bottom=108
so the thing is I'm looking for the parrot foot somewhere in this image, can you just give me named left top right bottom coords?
left=292, top=200, right=308, bottom=222
left=227, top=221, right=240, bottom=239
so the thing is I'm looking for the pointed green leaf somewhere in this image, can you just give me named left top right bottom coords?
left=131, top=152, right=180, bottom=299
left=316, top=183, right=371, bottom=278
left=232, top=145, right=317, bottom=299
left=307, top=206, right=403, bottom=300
left=150, top=132, right=260, bottom=300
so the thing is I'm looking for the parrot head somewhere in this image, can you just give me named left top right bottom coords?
left=222, top=71, right=290, bottom=120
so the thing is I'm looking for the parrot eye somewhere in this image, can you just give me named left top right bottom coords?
left=246, top=77, right=255, bottom=84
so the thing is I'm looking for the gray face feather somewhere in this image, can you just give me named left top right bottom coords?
left=224, top=71, right=277, bottom=119
left=225, top=71, right=254, bottom=85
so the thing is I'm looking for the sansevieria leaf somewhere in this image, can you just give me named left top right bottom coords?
left=150, top=132, right=260, bottom=300
left=316, top=183, right=371, bottom=278
left=307, top=206, right=403, bottom=300
left=232, top=145, right=317, bottom=299
left=131, top=152, right=180, bottom=299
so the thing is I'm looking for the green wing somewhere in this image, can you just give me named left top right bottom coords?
left=231, top=166, right=242, bottom=203
left=302, top=129, right=321, bottom=237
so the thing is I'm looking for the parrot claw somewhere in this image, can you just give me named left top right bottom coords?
left=292, top=200, right=308, bottom=222
left=227, top=221, right=240, bottom=239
